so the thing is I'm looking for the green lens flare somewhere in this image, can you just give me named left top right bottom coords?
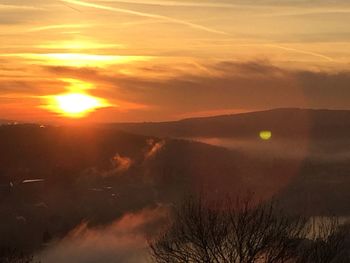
left=259, top=130, right=272, bottom=140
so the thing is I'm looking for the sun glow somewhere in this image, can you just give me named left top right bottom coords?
left=42, top=78, right=111, bottom=118
left=37, top=40, right=123, bottom=50
left=1, top=53, right=150, bottom=68
left=46, top=93, right=109, bottom=118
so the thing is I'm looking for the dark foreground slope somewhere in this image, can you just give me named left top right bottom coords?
left=0, top=125, right=264, bottom=252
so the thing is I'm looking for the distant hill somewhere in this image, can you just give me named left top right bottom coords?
left=111, top=108, right=350, bottom=140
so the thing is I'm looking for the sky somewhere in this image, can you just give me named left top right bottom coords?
left=1, top=0, right=350, bottom=122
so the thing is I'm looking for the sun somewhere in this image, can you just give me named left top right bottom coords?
left=55, top=93, right=101, bottom=116
left=48, top=93, right=108, bottom=118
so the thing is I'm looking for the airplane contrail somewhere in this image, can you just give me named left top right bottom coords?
left=223, top=43, right=335, bottom=62
left=266, top=44, right=334, bottom=62
left=260, top=8, right=350, bottom=17
left=91, top=0, right=245, bottom=8
left=0, top=4, right=44, bottom=10
left=61, top=2, right=82, bottom=12
left=29, top=24, right=91, bottom=32
left=61, top=0, right=228, bottom=35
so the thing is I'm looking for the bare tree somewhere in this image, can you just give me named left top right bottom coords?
left=149, top=197, right=228, bottom=263
left=227, top=197, right=308, bottom=263
left=149, top=196, right=308, bottom=263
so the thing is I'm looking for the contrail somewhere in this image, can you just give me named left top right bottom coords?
left=266, top=44, right=334, bottom=62
left=0, top=4, right=44, bottom=10
left=61, top=0, right=228, bottom=35
left=260, top=8, right=350, bottom=17
left=29, top=24, right=90, bottom=32
left=229, top=43, right=334, bottom=62
left=61, top=2, right=82, bottom=12
left=92, top=0, right=245, bottom=8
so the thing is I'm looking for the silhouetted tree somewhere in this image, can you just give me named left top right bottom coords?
left=149, top=196, right=309, bottom=263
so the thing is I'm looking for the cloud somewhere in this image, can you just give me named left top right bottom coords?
left=0, top=79, right=64, bottom=97
left=2, top=60, right=350, bottom=122
left=38, top=61, right=350, bottom=121
left=38, top=206, right=168, bottom=263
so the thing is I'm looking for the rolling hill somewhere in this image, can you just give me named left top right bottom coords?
left=111, top=108, right=350, bottom=140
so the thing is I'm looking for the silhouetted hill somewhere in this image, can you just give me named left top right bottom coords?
left=112, top=108, right=350, bottom=140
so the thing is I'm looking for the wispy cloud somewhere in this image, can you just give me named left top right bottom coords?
left=0, top=4, right=45, bottom=11
left=260, top=7, right=350, bottom=17
left=29, top=24, right=91, bottom=32
left=231, top=43, right=335, bottom=62
left=60, top=1, right=334, bottom=62
left=0, top=53, right=150, bottom=68
left=61, top=0, right=228, bottom=35
left=94, top=0, right=246, bottom=8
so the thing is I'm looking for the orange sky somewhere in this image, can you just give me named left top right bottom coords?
left=1, top=0, right=350, bottom=123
